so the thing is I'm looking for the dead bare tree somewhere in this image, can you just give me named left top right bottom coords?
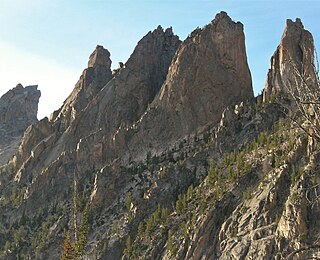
left=273, top=52, right=320, bottom=260
left=281, top=50, right=320, bottom=144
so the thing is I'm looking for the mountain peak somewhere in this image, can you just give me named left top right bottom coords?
left=0, top=84, right=40, bottom=124
left=120, top=12, right=253, bottom=161
left=211, top=11, right=243, bottom=30
left=213, top=11, right=233, bottom=23
left=0, top=84, right=40, bottom=164
left=88, top=45, right=111, bottom=68
left=263, top=17, right=316, bottom=100
left=1, top=12, right=319, bottom=260
left=50, top=45, right=113, bottom=124
left=286, top=17, right=304, bottom=29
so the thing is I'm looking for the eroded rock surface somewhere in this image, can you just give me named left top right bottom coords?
left=0, top=84, right=40, bottom=165
left=263, top=18, right=317, bottom=101
left=50, top=45, right=113, bottom=128
left=122, top=11, right=253, bottom=160
left=0, top=13, right=318, bottom=260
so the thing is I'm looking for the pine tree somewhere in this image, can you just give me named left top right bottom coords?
left=200, top=195, right=207, bottom=215
left=75, top=204, right=89, bottom=257
left=161, top=207, right=169, bottom=223
left=167, top=230, right=176, bottom=256
left=187, top=184, right=194, bottom=201
left=60, top=231, right=75, bottom=260
left=208, top=160, right=216, bottom=186
left=125, top=192, right=132, bottom=212
left=181, top=222, right=188, bottom=238
left=137, top=222, right=144, bottom=240
left=123, top=235, right=132, bottom=258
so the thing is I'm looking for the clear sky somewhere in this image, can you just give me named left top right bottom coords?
left=0, top=0, right=319, bottom=119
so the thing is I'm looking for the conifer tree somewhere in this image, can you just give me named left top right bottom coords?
left=60, top=231, right=75, bottom=260
left=75, top=203, right=89, bottom=257
left=123, top=235, right=132, bottom=258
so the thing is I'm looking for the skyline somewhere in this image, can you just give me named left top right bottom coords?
left=0, top=0, right=319, bottom=119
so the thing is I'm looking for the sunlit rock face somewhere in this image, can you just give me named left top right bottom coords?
left=122, top=11, right=253, bottom=160
left=263, top=18, right=317, bottom=101
left=2, top=12, right=319, bottom=260
left=49, top=45, right=113, bottom=128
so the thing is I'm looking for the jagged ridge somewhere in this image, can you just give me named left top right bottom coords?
left=0, top=12, right=319, bottom=260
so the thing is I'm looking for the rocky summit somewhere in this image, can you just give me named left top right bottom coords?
left=121, top=11, right=253, bottom=160
left=0, top=84, right=40, bottom=165
left=263, top=18, right=317, bottom=101
left=0, top=12, right=319, bottom=260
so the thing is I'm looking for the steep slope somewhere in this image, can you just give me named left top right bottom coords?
left=0, top=84, right=40, bottom=165
left=72, top=26, right=181, bottom=141
left=111, top=11, right=253, bottom=161
left=8, top=26, right=181, bottom=181
left=135, top=107, right=320, bottom=260
left=126, top=18, right=320, bottom=260
left=0, top=26, right=181, bottom=259
left=50, top=45, right=113, bottom=129
left=263, top=18, right=317, bottom=101
left=155, top=11, right=253, bottom=133
left=1, top=12, right=318, bottom=260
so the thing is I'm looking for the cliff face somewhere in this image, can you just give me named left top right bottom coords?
left=50, top=45, right=113, bottom=128
left=263, top=18, right=317, bottom=101
left=0, top=84, right=40, bottom=128
left=8, top=26, right=181, bottom=185
left=156, top=11, right=253, bottom=132
left=0, top=12, right=319, bottom=260
left=71, top=26, right=181, bottom=141
left=0, top=84, right=40, bottom=165
left=112, top=11, right=253, bottom=161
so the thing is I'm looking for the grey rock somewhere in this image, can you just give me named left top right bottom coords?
left=0, top=84, right=40, bottom=165
left=263, top=18, right=317, bottom=101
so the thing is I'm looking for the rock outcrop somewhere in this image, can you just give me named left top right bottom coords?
left=157, top=11, right=253, bottom=132
left=120, top=11, right=253, bottom=160
left=0, top=84, right=40, bottom=165
left=0, top=84, right=40, bottom=127
left=71, top=26, right=181, bottom=141
left=263, top=18, right=317, bottom=101
left=0, top=25, right=181, bottom=254
left=50, top=45, right=113, bottom=128
left=1, top=13, right=318, bottom=260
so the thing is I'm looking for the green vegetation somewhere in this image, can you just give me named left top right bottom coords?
left=2, top=95, right=308, bottom=260
left=167, top=230, right=177, bottom=257
left=123, top=235, right=132, bottom=258
left=10, top=186, right=27, bottom=208
left=125, top=204, right=170, bottom=258
left=125, top=191, right=133, bottom=222
left=75, top=203, right=89, bottom=257
left=243, top=185, right=254, bottom=201
left=60, top=231, right=75, bottom=260
left=60, top=178, right=90, bottom=259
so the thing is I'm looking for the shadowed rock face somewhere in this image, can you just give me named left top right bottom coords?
left=71, top=26, right=181, bottom=141
left=6, top=26, right=181, bottom=182
left=263, top=18, right=317, bottom=101
left=0, top=84, right=40, bottom=127
left=122, top=11, right=253, bottom=159
left=4, top=12, right=318, bottom=260
left=50, top=45, right=113, bottom=128
left=0, top=84, right=40, bottom=165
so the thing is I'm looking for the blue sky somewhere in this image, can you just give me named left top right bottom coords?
left=0, top=0, right=319, bottom=119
